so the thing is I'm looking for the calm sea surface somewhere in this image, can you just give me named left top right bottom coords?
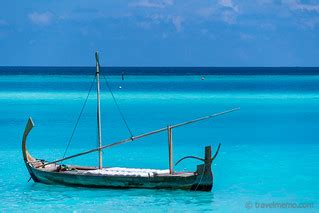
left=0, top=68, right=318, bottom=212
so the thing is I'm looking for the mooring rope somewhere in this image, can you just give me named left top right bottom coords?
left=194, top=163, right=206, bottom=191
left=101, top=74, right=134, bottom=138
left=62, top=75, right=96, bottom=159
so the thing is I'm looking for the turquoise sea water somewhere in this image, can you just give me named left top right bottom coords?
left=0, top=74, right=318, bottom=212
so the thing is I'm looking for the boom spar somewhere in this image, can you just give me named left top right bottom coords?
left=38, top=107, right=239, bottom=168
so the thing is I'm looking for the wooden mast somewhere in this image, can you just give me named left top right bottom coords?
left=167, top=125, right=173, bottom=174
left=95, top=52, right=103, bottom=169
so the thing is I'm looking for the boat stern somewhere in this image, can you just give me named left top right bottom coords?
left=191, top=146, right=214, bottom=191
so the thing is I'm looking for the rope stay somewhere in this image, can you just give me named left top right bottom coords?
left=101, top=74, right=134, bottom=138
left=62, top=75, right=96, bottom=159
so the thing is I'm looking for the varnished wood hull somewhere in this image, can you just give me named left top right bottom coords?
left=26, top=163, right=213, bottom=191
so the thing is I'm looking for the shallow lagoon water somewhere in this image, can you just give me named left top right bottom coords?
left=0, top=75, right=318, bottom=212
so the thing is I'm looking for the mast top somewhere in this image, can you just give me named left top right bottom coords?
left=95, top=52, right=100, bottom=71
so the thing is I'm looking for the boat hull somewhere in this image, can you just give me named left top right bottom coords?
left=27, top=164, right=213, bottom=191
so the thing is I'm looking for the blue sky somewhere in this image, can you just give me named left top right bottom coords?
left=0, top=0, right=319, bottom=66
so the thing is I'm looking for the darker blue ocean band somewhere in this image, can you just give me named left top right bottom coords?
left=1, top=67, right=319, bottom=75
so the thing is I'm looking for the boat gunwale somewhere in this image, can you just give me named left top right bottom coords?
left=27, top=162, right=198, bottom=179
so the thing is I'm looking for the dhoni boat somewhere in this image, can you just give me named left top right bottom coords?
left=22, top=52, right=239, bottom=191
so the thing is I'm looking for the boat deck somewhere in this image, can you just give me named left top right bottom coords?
left=60, top=167, right=195, bottom=178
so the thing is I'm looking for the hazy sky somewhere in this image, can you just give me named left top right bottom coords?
left=0, top=0, right=318, bottom=66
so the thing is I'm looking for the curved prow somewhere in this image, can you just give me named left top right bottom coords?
left=22, top=117, right=36, bottom=163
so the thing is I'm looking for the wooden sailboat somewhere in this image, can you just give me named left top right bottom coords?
left=22, top=52, right=239, bottom=191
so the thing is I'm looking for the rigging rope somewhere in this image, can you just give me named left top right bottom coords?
left=101, top=74, right=134, bottom=138
left=62, top=75, right=96, bottom=159
left=194, top=163, right=206, bottom=191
